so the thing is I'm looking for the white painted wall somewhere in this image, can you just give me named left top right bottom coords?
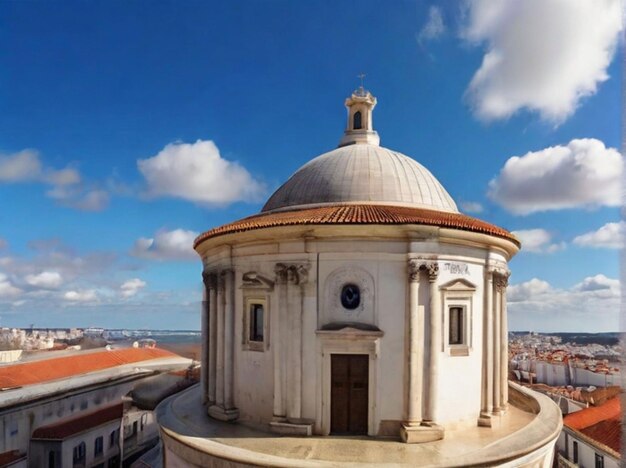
left=211, top=231, right=509, bottom=435
left=557, top=429, right=619, bottom=468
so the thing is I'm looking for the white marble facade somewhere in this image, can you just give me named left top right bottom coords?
left=197, top=227, right=517, bottom=442
left=195, top=88, right=519, bottom=443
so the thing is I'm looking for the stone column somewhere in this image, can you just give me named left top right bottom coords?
left=497, top=272, right=510, bottom=412
left=208, top=273, right=218, bottom=406
left=215, top=271, right=225, bottom=408
left=201, top=272, right=210, bottom=404
left=208, top=269, right=239, bottom=422
left=493, top=274, right=501, bottom=414
left=479, top=268, right=494, bottom=424
left=272, top=264, right=287, bottom=419
left=223, top=268, right=235, bottom=410
left=405, top=259, right=423, bottom=426
left=425, top=262, right=440, bottom=423
left=285, top=264, right=310, bottom=421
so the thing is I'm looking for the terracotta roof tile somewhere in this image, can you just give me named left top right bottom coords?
left=0, top=450, right=26, bottom=466
left=32, top=403, right=122, bottom=440
left=0, top=347, right=176, bottom=390
left=564, top=397, right=621, bottom=455
left=194, top=204, right=519, bottom=248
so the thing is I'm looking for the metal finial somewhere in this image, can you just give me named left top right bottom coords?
left=357, top=73, right=366, bottom=90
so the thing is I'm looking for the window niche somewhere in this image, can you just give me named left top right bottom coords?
left=241, top=271, right=273, bottom=352
left=353, top=111, right=362, bottom=130
left=439, top=278, right=476, bottom=356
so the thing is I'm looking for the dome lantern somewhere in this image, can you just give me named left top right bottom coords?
left=338, top=83, right=380, bottom=147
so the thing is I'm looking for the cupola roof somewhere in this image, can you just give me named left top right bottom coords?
left=263, top=89, right=457, bottom=213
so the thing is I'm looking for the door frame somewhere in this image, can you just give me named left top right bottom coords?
left=315, top=328, right=382, bottom=436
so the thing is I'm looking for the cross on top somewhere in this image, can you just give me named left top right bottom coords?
left=357, top=73, right=366, bottom=89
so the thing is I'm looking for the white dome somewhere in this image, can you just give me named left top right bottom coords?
left=262, top=144, right=459, bottom=213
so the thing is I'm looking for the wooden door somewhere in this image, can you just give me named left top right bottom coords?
left=331, top=354, right=369, bottom=434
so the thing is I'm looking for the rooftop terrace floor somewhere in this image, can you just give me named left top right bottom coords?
left=157, top=383, right=562, bottom=467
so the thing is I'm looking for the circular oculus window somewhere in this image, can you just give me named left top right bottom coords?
left=341, top=283, right=361, bottom=310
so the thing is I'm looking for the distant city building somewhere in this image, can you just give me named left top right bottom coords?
left=556, top=397, right=621, bottom=468
left=157, top=89, right=562, bottom=466
left=0, top=347, right=191, bottom=467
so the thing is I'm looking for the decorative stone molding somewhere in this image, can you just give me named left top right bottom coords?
left=493, top=270, right=510, bottom=293
left=274, top=263, right=310, bottom=285
left=407, top=258, right=439, bottom=282
left=202, top=271, right=217, bottom=290
left=322, top=266, right=375, bottom=324
left=241, top=271, right=274, bottom=291
left=408, top=258, right=422, bottom=282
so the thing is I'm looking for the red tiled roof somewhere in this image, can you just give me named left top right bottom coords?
left=0, top=347, right=177, bottom=390
left=0, top=450, right=26, bottom=466
left=194, top=204, right=519, bottom=248
left=564, top=397, right=621, bottom=455
left=31, top=403, right=122, bottom=440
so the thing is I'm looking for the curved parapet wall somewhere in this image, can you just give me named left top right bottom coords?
left=157, top=382, right=561, bottom=467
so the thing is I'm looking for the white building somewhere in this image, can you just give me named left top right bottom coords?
left=0, top=347, right=191, bottom=467
left=556, top=396, right=620, bottom=468
left=158, top=88, right=562, bottom=466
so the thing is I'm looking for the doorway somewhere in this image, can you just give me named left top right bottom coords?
left=330, top=354, right=369, bottom=434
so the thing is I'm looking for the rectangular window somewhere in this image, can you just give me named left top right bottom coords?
left=73, top=442, right=86, bottom=467
left=95, top=436, right=104, bottom=456
left=595, top=453, right=604, bottom=468
left=249, top=303, right=264, bottom=342
left=573, top=441, right=578, bottom=464
left=449, top=306, right=464, bottom=345
left=109, top=430, right=116, bottom=448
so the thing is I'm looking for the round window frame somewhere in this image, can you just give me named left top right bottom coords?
left=340, top=283, right=361, bottom=310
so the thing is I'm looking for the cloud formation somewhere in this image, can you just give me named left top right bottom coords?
left=64, top=289, right=98, bottom=302
left=0, top=273, right=22, bottom=298
left=488, top=139, right=621, bottom=214
left=459, top=201, right=483, bottom=214
left=138, top=140, right=264, bottom=205
left=511, top=229, right=564, bottom=253
left=507, top=274, right=620, bottom=331
left=418, top=6, right=445, bottom=44
left=462, top=0, right=622, bottom=123
left=24, top=271, right=63, bottom=289
left=120, top=278, right=146, bottom=298
left=132, top=228, right=198, bottom=261
left=573, top=221, right=623, bottom=249
left=0, top=149, right=110, bottom=211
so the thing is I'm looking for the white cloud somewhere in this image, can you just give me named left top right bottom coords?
left=46, top=186, right=110, bottom=212
left=0, top=273, right=22, bottom=298
left=0, top=149, right=108, bottom=210
left=488, top=138, right=622, bottom=214
left=511, top=229, right=564, bottom=253
left=573, top=221, right=624, bottom=249
left=120, top=278, right=146, bottom=298
left=64, top=289, right=98, bottom=302
left=24, top=271, right=63, bottom=289
left=0, top=239, right=7, bottom=250
left=132, top=228, right=199, bottom=261
left=418, top=6, right=445, bottom=44
left=0, top=150, right=42, bottom=182
left=508, top=275, right=620, bottom=331
left=508, top=278, right=552, bottom=303
left=461, top=0, right=622, bottom=123
left=573, top=274, right=620, bottom=297
left=138, top=140, right=264, bottom=205
left=460, top=201, right=483, bottom=213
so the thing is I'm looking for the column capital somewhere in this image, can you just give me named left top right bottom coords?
left=494, top=274, right=509, bottom=293
left=202, top=271, right=217, bottom=289
left=275, top=262, right=310, bottom=285
left=408, top=258, right=421, bottom=282
left=408, top=258, right=438, bottom=282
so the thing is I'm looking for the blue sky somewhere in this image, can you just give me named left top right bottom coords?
left=0, top=1, right=622, bottom=331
